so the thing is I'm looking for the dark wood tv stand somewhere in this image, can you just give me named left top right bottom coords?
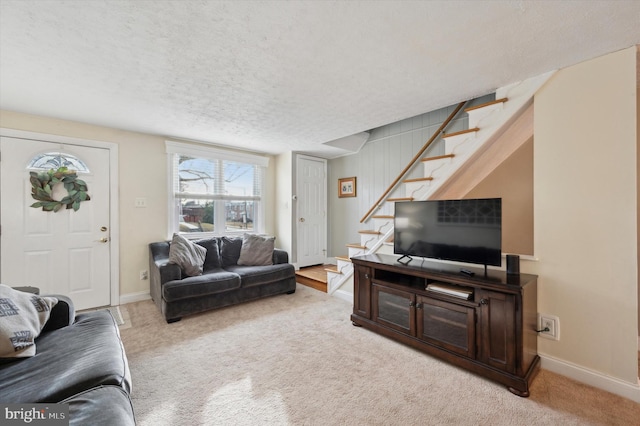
left=350, top=253, right=539, bottom=397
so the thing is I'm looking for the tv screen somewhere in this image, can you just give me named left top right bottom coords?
left=394, top=198, right=502, bottom=267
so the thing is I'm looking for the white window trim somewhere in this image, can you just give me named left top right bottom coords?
left=165, top=140, right=269, bottom=239
left=166, top=141, right=269, bottom=167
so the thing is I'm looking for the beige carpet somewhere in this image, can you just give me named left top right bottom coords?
left=120, top=284, right=639, bottom=425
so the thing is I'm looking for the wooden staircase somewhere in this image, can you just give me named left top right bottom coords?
left=326, top=72, right=555, bottom=297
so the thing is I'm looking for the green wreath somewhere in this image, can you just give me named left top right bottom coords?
left=30, top=167, right=90, bottom=212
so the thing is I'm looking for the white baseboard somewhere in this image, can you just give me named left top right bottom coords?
left=540, top=353, right=640, bottom=403
left=119, top=291, right=151, bottom=306
left=332, top=288, right=353, bottom=304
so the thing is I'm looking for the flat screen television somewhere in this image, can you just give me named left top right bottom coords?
left=394, top=198, right=502, bottom=268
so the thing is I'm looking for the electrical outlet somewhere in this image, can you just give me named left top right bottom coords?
left=140, top=270, right=148, bottom=280
left=538, top=314, right=560, bottom=340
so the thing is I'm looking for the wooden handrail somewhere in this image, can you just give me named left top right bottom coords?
left=464, top=97, right=507, bottom=112
left=359, top=101, right=468, bottom=223
left=421, top=153, right=455, bottom=162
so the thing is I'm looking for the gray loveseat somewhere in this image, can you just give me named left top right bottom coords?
left=149, top=236, right=296, bottom=323
left=0, top=293, right=135, bottom=425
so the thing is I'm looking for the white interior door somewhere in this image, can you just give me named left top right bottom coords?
left=296, top=155, right=327, bottom=267
left=0, top=136, right=111, bottom=310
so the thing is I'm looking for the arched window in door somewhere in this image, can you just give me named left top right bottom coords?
left=27, top=152, right=90, bottom=173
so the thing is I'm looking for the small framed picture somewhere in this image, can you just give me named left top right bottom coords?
left=338, top=177, right=357, bottom=198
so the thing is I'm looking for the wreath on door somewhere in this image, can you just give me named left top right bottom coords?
left=30, top=167, right=90, bottom=212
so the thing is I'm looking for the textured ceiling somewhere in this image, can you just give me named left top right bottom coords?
left=1, top=1, right=639, bottom=158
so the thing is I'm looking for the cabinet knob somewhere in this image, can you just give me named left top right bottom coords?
left=416, top=302, right=422, bottom=309
left=409, top=301, right=415, bottom=307
left=365, top=274, right=369, bottom=279
left=480, top=298, right=488, bottom=305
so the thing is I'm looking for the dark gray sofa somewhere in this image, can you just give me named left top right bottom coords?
left=0, top=296, right=135, bottom=425
left=149, top=236, right=297, bottom=323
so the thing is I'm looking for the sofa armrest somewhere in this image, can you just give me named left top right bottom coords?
left=149, top=242, right=183, bottom=304
left=149, top=242, right=182, bottom=283
left=272, top=248, right=289, bottom=265
left=155, top=261, right=182, bottom=283
left=41, top=295, right=75, bottom=333
left=149, top=261, right=181, bottom=300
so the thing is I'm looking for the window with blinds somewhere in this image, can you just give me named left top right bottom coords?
left=166, top=141, right=268, bottom=236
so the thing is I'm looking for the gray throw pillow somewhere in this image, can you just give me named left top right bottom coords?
left=195, top=238, right=222, bottom=271
left=168, top=233, right=207, bottom=276
left=220, top=237, right=243, bottom=267
left=0, top=284, right=58, bottom=358
left=237, top=234, right=275, bottom=266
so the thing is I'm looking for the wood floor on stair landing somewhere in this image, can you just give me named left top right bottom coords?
left=295, top=264, right=329, bottom=293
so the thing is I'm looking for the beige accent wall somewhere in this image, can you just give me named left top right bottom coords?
left=637, top=45, right=640, bottom=346
left=0, top=111, right=278, bottom=300
left=466, top=138, right=534, bottom=256
left=533, top=46, right=638, bottom=384
left=275, top=152, right=293, bottom=259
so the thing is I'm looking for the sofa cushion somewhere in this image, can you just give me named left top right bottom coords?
left=237, top=233, right=275, bottom=266
left=220, top=236, right=243, bottom=267
left=0, top=284, right=58, bottom=359
left=224, top=263, right=295, bottom=288
left=0, top=310, right=131, bottom=403
left=64, top=385, right=136, bottom=426
left=169, top=233, right=206, bottom=276
left=195, top=237, right=222, bottom=271
left=162, top=269, right=241, bottom=302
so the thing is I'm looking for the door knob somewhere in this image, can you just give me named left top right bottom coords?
left=299, top=218, right=305, bottom=222
left=98, top=237, right=109, bottom=243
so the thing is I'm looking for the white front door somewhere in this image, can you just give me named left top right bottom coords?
left=0, top=136, right=111, bottom=310
left=296, top=155, right=327, bottom=268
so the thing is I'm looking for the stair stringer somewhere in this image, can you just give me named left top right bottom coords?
left=432, top=102, right=534, bottom=200
left=328, top=70, right=556, bottom=297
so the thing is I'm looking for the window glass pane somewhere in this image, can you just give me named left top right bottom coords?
left=168, top=143, right=266, bottom=236
left=178, top=198, right=214, bottom=233
left=28, top=152, right=89, bottom=172
left=224, top=161, right=257, bottom=196
left=178, top=156, right=216, bottom=195
left=225, top=200, right=255, bottom=232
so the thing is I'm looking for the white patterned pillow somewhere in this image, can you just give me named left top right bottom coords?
left=0, top=284, right=58, bottom=358
left=237, top=234, right=275, bottom=266
left=169, top=233, right=207, bottom=276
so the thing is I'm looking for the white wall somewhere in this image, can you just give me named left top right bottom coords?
left=532, top=46, right=638, bottom=388
left=0, top=110, right=279, bottom=301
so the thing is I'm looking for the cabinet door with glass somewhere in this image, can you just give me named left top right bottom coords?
left=372, top=283, right=415, bottom=335
left=416, top=296, right=476, bottom=358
